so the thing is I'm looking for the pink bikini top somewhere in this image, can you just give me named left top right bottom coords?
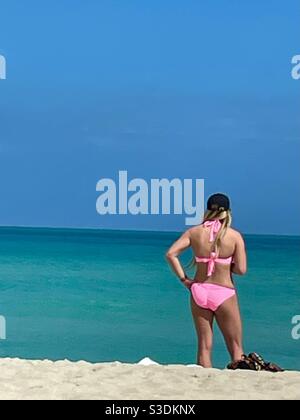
left=195, top=220, right=233, bottom=277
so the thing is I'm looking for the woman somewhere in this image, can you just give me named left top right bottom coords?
left=166, top=193, right=247, bottom=368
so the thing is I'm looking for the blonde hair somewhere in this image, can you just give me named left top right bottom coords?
left=203, top=207, right=232, bottom=256
left=186, top=207, right=232, bottom=272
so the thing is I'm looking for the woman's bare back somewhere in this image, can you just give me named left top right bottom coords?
left=189, top=224, right=244, bottom=287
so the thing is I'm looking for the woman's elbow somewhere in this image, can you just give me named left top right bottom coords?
left=235, top=266, right=247, bottom=276
left=165, top=251, right=173, bottom=261
left=232, top=261, right=247, bottom=275
left=165, top=250, right=177, bottom=261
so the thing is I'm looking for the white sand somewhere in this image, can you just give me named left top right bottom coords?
left=0, top=358, right=299, bottom=400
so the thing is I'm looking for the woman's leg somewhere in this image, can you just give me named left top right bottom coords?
left=215, top=294, right=244, bottom=362
left=190, top=295, right=214, bottom=368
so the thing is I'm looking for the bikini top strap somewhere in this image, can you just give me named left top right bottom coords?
left=203, top=219, right=222, bottom=242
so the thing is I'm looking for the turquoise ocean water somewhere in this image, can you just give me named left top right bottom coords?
left=0, top=227, right=299, bottom=370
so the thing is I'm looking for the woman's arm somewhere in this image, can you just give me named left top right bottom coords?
left=231, top=233, right=247, bottom=275
left=165, top=230, right=194, bottom=288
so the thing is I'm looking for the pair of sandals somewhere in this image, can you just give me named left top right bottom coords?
left=227, top=352, right=284, bottom=372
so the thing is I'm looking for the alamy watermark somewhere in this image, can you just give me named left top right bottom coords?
left=0, top=54, right=6, bottom=80
left=291, top=315, right=300, bottom=340
left=291, top=55, right=300, bottom=80
left=290, top=56, right=300, bottom=340
left=0, top=316, right=6, bottom=340
left=96, top=171, right=205, bottom=226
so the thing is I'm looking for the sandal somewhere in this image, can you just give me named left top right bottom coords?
left=248, top=353, right=284, bottom=372
left=227, top=353, right=284, bottom=372
left=227, top=354, right=260, bottom=371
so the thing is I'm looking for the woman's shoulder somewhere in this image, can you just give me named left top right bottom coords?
left=183, top=225, right=245, bottom=240
left=184, top=224, right=204, bottom=237
left=227, top=227, right=245, bottom=240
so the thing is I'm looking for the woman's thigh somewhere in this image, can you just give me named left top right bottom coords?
left=190, top=295, right=214, bottom=346
left=215, top=294, right=243, bottom=343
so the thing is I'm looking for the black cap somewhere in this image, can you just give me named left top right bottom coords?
left=207, top=193, right=230, bottom=211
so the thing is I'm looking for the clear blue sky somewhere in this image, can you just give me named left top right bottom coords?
left=0, top=0, right=299, bottom=234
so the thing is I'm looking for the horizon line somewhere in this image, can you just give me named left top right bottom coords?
left=0, top=224, right=299, bottom=238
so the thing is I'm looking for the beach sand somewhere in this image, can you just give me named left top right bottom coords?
left=0, top=358, right=299, bottom=400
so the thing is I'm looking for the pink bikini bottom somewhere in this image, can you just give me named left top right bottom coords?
left=191, top=282, right=236, bottom=312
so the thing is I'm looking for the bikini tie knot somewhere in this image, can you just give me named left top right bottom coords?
left=207, top=252, right=218, bottom=276
left=203, top=219, right=222, bottom=242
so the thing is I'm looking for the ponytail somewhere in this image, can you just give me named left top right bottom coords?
left=204, top=208, right=232, bottom=256
left=185, top=208, right=232, bottom=272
